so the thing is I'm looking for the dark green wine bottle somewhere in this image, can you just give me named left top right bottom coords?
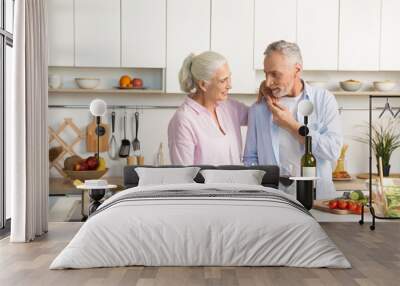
left=301, top=136, right=316, bottom=177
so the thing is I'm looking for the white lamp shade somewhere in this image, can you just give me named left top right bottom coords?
left=89, top=99, right=107, bottom=116
left=298, top=100, right=314, bottom=116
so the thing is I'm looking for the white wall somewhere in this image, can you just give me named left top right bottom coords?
left=49, top=69, right=400, bottom=179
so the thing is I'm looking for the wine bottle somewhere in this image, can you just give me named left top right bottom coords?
left=301, top=136, right=316, bottom=177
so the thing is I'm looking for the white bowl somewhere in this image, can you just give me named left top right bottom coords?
left=75, top=78, right=100, bottom=89
left=307, top=81, right=328, bottom=89
left=373, top=81, right=397, bottom=92
left=340, top=80, right=362, bottom=92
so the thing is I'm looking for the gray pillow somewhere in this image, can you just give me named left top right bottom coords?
left=135, top=167, right=201, bottom=186
left=200, top=169, right=266, bottom=185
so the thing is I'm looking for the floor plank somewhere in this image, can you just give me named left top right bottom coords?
left=0, top=222, right=399, bottom=286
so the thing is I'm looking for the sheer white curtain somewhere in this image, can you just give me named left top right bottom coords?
left=9, top=0, right=49, bottom=242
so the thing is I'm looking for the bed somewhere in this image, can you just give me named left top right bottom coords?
left=50, top=165, right=350, bottom=269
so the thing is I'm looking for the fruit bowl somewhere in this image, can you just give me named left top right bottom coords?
left=340, top=80, right=362, bottom=92
left=64, top=168, right=108, bottom=181
left=75, top=78, right=100, bottom=89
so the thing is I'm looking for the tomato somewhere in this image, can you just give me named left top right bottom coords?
left=338, top=199, right=348, bottom=210
left=353, top=203, right=363, bottom=215
left=348, top=201, right=358, bottom=212
left=329, top=200, right=338, bottom=209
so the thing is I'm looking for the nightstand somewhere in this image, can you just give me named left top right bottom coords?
left=77, top=184, right=124, bottom=220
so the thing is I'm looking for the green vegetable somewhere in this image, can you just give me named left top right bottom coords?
left=384, top=186, right=400, bottom=217
left=350, top=190, right=364, bottom=201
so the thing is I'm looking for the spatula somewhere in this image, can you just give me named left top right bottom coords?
left=119, top=112, right=130, bottom=158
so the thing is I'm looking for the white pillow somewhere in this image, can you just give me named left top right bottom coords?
left=135, top=167, right=200, bottom=186
left=200, top=169, right=266, bottom=185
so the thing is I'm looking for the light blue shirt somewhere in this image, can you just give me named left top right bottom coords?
left=243, top=82, right=343, bottom=198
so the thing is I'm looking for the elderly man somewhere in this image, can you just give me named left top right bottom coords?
left=243, top=40, right=342, bottom=199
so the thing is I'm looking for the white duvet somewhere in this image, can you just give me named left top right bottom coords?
left=50, top=183, right=351, bottom=269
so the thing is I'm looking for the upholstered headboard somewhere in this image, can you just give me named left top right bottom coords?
left=123, top=165, right=280, bottom=189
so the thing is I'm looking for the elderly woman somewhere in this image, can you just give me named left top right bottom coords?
left=168, top=51, right=248, bottom=165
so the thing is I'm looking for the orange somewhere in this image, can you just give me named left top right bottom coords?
left=119, top=75, right=131, bottom=87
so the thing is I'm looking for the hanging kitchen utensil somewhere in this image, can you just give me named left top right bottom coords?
left=132, top=111, right=141, bottom=156
left=119, top=111, right=130, bottom=158
left=108, top=111, right=118, bottom=160
left=379, top=98, right=395, bottom=118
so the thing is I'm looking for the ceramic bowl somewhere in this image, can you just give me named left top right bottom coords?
left=340, top=80, right=362, bottom=92
left=373, top=81, right=397, bottom=92
left=75, top=78, right=100, bottom=89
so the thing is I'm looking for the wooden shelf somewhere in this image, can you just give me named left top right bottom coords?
left=49, top=89, right=400, bottom=97
left=49, top=88, right=164, bottom=94
left=333, top=91, right=400, bottom=96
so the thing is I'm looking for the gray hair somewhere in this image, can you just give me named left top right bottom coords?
left=264, top=40, right=303, bottom=66
left=179, top=51, right=227, bottom=93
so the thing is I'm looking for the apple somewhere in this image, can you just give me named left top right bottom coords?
left=86, top=156, right=99, bottom=170
left=131, top=78, right=143, bottom=88
left=74, top=161, right=89, bottom=171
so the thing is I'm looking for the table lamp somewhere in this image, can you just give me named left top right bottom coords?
left=291, top=100, right=318, bottom=210
left=298, top=99, right=314, bottom=136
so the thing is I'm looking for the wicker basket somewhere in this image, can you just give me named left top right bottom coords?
left=63, top=168, right=108, bottom=181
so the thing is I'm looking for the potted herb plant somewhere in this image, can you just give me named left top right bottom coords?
left=356, top=119, right=400, bottom=177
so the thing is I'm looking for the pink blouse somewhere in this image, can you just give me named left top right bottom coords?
left=168, top=96, right=248, bottom=165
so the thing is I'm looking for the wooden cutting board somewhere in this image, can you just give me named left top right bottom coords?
left=356, top=173, right=400, bottom=179
left=313, top=200, right=367, bottom=215
left=86, top=120, right=110, bottom=152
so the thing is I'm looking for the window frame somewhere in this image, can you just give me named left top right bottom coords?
left=1, top=0, right=14, bottom=231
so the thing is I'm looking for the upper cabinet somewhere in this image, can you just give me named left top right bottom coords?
left=47, top=0, right=400, bottom=86
left=75, top=0, right=120, bottom=67
left=297, top=0, right=339, bottom=70
left=121, top=0, right=166, bottom=68
left=47, top=0, right=74, bottom=66
left=254, top=0, right=297, bottom=70
left=380, top=0, right=400, bottom=70
left=339, top=0, right=381, bottom=71
left=166, top=0, right=210, bottom=93
left=212, top=0, right=255, bottom=94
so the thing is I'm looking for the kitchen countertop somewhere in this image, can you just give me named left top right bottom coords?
left=50, top=177, right=123, bottom=195
left=333, top=176, right=367, bottom=192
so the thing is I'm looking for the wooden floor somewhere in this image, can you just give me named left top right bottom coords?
left=0, top=222, right=399, bottom=286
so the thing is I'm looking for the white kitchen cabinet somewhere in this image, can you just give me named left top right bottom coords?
left=75, top=0, right=120, bottom=67
left=339, top=0, right=381, bottom=71
left=211, top=0, right=255, bottom=94
left=297, top=0, right=339, bottom=70
left=166, top=0, right=210, bottom=93
left=121, top=0, right=166, bottom=68
left=380, top=0, right=400, bottom=70
left=47, top=0, right=74, bottom=66
left=254, top=0, right=297, bottom=70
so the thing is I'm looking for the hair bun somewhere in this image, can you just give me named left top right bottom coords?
left=179, top=53, right=196, bottom=93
